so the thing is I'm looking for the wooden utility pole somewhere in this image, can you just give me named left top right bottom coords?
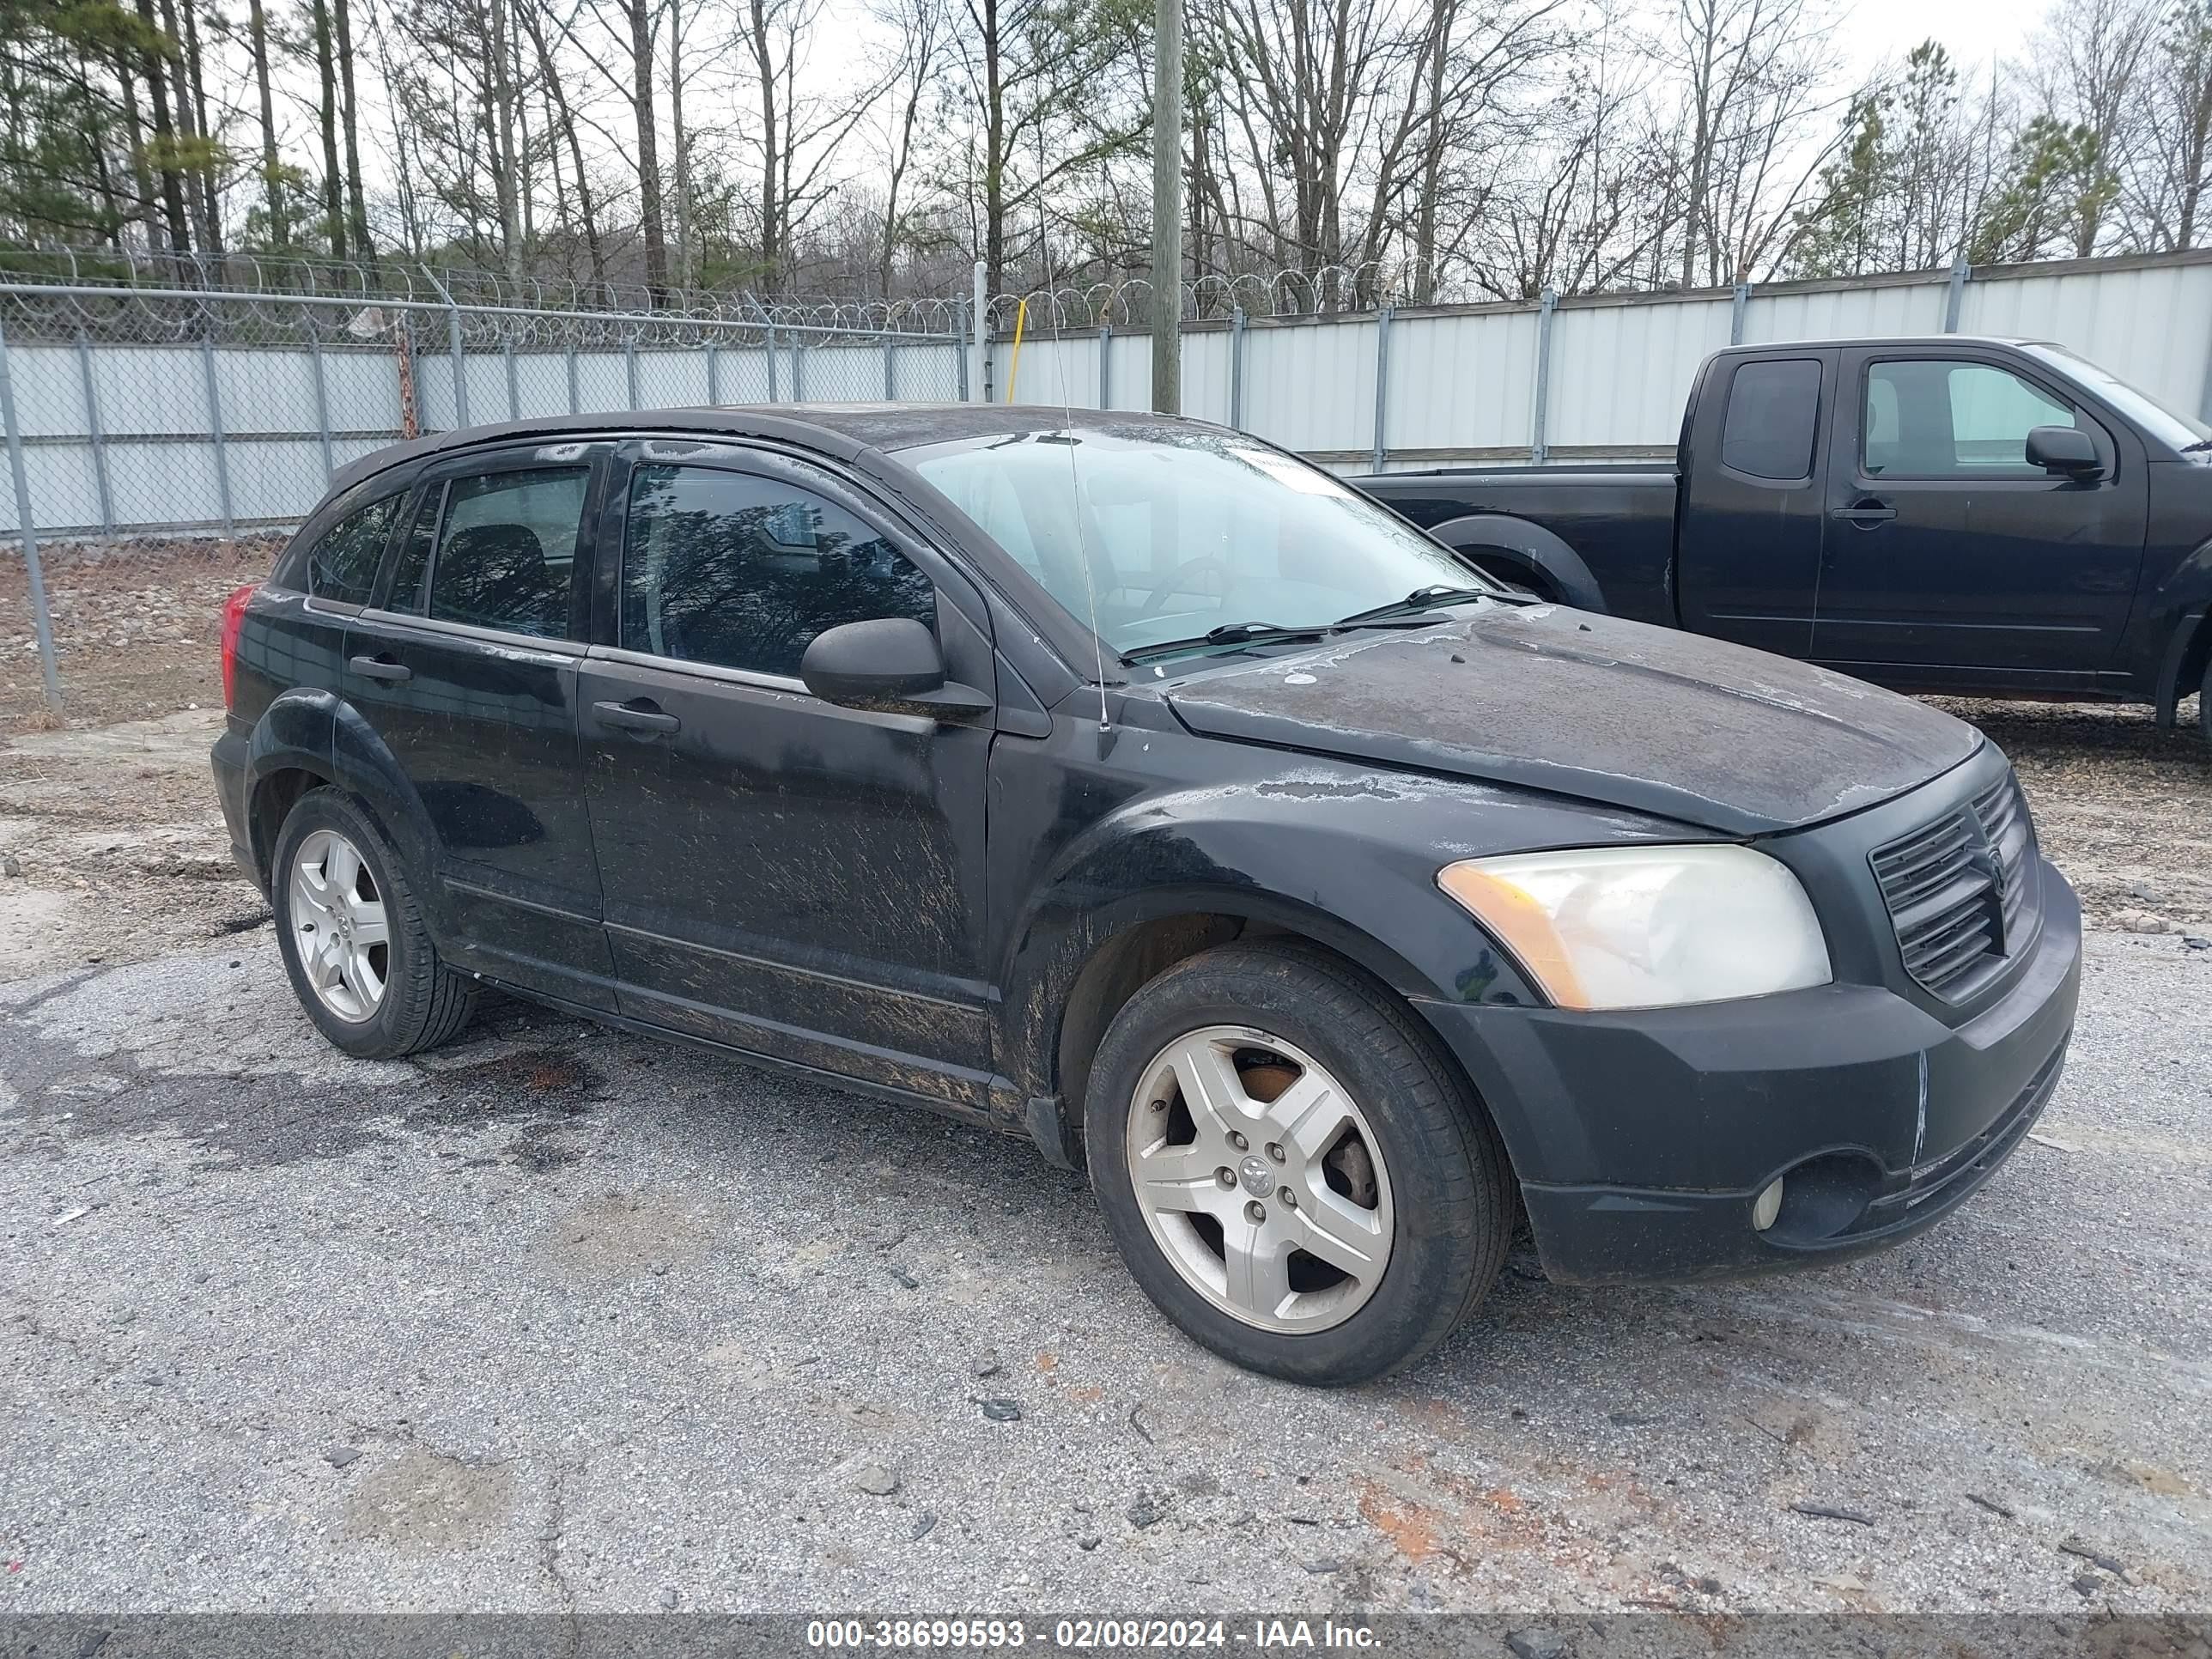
left=1151, top=0, right=1181, bottom=413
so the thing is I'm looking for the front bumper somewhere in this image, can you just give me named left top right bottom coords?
left=1415, top=855, right=2081, bottom=1285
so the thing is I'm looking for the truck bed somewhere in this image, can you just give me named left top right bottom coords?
left=1352, top=464, right=1680, bottom=626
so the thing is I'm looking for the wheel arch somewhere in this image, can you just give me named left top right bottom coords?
left=1426, top=512, right=1606, bottom=611
left=241, top=689, right=439, bottom=896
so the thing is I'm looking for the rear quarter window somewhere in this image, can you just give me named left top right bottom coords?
left=1719, top=359, right=1821, bottom=482
left=304, top=492, right=405, bottom=605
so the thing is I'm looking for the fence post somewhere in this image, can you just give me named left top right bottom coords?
left=565, top=345, right=579, bottom=414
left=883, top=331, right=896, bottom=400
left=1098, top=325, right=1112, bottom=410
left=201, top=336, right=234, bottom=532
left=307, top=321, right=335, bottom=483
left=421, top=265, right=468, bottom=428
left=1730, top=283, right=1750, bottom=346
left=1530, top=288, right=1558, bottom=466
left=1944, top=256, right=1970, bottom=332
left=1370, top=305, right=1394, bottom=471
left=623, top=340, right=640, bottom=410
left=75, top=330, right=114, bottom=532
left=0, top=316, right=63, bottom=711
left=791, top=337, right=805, bottom=401
left=766, top=321, right=780, bottom=400
left=503, top=337, right=520, bottom=420
left=956, top=302, right=970, bottom=401
left=1230, top=307, right=1248, bottom=429
left=706, top=340, right=722, bottom=404
left=971, top=261, right=988, bottom=404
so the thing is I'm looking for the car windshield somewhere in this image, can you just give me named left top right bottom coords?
left=900, top=425, right=1492, bottom=657
left=2021, top=343, right=2212, bottom=448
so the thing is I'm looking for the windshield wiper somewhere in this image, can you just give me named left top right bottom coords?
left=1333, top=585, right=1494, bottom=628
left=1122, top=621, right=1328, bottom=663
left=2181, top=437, right=2212, bottom=453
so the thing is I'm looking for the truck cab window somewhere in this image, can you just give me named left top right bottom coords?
left=1720, top=359, right=1820, bottom=481
left=1863, top=360, right=2081, bottom=477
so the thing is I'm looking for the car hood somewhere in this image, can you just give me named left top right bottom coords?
left=1160, top=604, right=1982, bottom=836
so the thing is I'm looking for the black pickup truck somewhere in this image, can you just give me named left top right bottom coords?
left=1354, top=337, right=2212, bottom=738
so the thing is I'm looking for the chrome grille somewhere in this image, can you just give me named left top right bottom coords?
left=1871, top=769, right=2039, bottom=1002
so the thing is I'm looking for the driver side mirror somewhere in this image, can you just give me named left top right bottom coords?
left=800, top=617, right=993, bottom=720
left=2026, top=424, right=2102, bottom=478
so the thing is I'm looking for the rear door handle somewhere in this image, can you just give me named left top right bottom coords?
left=349, top=654, right=412, bottom=683
left=592, top=699, right=680, bottom=733
left=1832, top=498, right=1897, bottom=527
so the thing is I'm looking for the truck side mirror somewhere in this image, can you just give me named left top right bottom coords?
left=2026, top=425, right=2101, bottom=478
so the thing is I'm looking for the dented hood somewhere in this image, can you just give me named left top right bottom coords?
left=1161, top=604, right=1982, bottom=836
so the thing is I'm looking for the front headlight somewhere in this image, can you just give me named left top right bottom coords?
left=1437, top=844, right=1831, bottom=1011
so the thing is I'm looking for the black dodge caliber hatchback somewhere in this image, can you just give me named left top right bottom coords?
left=214, top=404, right=2081, bottom=1384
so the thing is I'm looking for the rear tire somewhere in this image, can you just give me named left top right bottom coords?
left=1084, top=939, right=1514, bottom=1386
left=271, top=787, right=476, bottom=1060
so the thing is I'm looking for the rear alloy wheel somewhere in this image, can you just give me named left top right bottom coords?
left=1086, top=939, right=1515, bottom=1385
left=270, top=787, right=477, bottom=1060
left=288, top=827, right=389, bottom=1023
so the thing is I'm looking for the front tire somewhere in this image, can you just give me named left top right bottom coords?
left=1084, top=940, right=1515, bottom=1385
left=270, top=787, right=477, bottom=1060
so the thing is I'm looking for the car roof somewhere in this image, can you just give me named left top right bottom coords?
left=1711, top=334, right=2045, bottom=353
left=326, top=402, right=1210, bottom=498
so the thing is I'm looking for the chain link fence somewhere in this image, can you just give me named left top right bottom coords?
left=0, top=275, right=970, bottom=706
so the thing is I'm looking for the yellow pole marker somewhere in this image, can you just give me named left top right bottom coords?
left=1006, top=297, right=1030, bottom=404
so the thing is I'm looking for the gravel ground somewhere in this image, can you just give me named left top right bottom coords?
left=0, top=538, right=2209, bottom=1618
left=0, top=933, right=2205, bottom=1615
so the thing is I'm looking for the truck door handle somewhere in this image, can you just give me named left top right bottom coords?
left=349, top=654, right=412, bottom=683
left=1832, top=498, right=1897, bottom=527
left=592, top=699, right=680, bottom=733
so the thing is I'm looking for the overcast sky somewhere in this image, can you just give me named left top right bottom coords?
left=1839, top=0, right=2038, bottom=77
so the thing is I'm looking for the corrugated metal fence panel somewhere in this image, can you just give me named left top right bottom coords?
left=11, top=254, right=2211, bottom=537
left=1383, top=309, right=1538, bottom=452
left=1549, top=297, right=1734, bottom=449
left=1001, top=335, right=1098, bottom=406
left=1103, top=333, right=1152, bottom=410
left=1242, top=318, right=1377, bottom=454
left=1182, top=331, right=1232, bottom=425
left=1743, top=278, right=1946, bottom=344
left=1960, top=258, right=2212, bottom=421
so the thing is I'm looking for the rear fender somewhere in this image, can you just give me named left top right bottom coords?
left=242, top=690, right=440, bottom=902
left=1427, top=513, right=1607, bottom=611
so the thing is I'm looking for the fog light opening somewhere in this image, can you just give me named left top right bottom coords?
left=1752, top=1177, right=1785, bottom=1233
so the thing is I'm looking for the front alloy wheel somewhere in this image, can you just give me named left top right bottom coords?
left=1125, top=1028, right=1394, bottom=1333
left=288, top=827, right=389, bottom=1022
left=1085, top=939, right=1515, bottom=1385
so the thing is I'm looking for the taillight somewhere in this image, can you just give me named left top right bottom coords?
left=221, top=583, right=258, bottom=709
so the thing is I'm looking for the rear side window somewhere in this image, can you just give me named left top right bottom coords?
left=621, top=464, right=936, bottom=678
left=415, top=468, right=591, bottom=638
left=306, top=493, right=404, bottom=605
left=1720, top=360, right=1821, bottom=481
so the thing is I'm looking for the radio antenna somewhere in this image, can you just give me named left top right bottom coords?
left=1037, top=127, right=1112, bottom=734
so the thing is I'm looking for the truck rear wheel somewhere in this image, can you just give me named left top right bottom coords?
left=1084, top=939, right=1514, bottom=1385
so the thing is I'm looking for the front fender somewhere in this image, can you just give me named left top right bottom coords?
left=1428, top=513, right=1607, bottom=611
left=2146, top=537, right=2212, bottom=725
left=997, top=774, right=1554, bottom=1101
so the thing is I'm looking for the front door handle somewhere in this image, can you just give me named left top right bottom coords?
left=1832, top=497, right=1897, bottom=527
left=592, top=699, right=680, bottom=734
left=349, top=654, right=412, bottom=683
